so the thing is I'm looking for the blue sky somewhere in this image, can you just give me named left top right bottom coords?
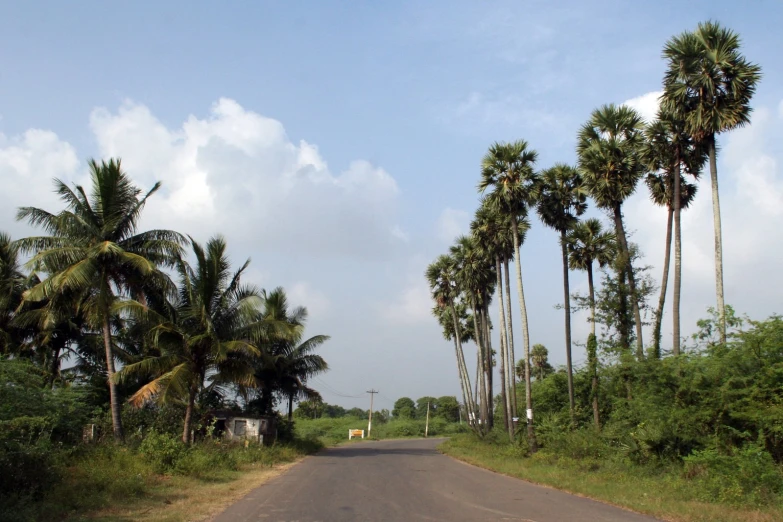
left=2, top=1, right=782, bottom=412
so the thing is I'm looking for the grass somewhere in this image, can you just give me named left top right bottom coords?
left=1, top=439, right=321, bottom=522
left=438, top=434, right=783, bottom=522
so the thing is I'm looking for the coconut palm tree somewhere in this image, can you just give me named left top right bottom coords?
left=427, top=255, right=477, bottom=429
left=0, top=232, right=28, bottom=354
left=642, top=113, right=704, bottom=357
left=662, top=21, right=761, bottom=345
left=565, top=218, right=616, bottom=429
left=536, top=164, right=587, bottom=422
left=247, top=287, right=329, bottom=420
left=16, top=159, right=185, bottom=441
left=478, top=140, right=538, bottom=448
left=116, top=236, right=275, bottom=443
left=577, top=105, right=647, bottom=360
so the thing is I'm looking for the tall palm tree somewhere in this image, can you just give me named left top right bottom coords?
left=536, top=164, right=587, bottom=422
left=16, top=159, right=185, bottom=440
left=250, top=287, right=329, bottom=420
left=530, top=344, right=553, bottom=382
left=565, top=218, right=616, bottom=429
left=427, top=255, right=477, bottom=429
left=450, top=235, right=496, bottom=429
left=662, top=21, right=761, bottom=345
left=116, top=236, right=272, bottom=443
left=478, top=140, right=538, bottom=448
left=642, top=114, right=704, bottom=356
left=471, top=203, right=514, bottom=438
left=577, top=105, right=647, bottom=360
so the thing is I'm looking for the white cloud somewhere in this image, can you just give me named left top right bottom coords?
left=436, top=207, right=471, bottom=244
left=287, top=281, right=331, bottom=318
left=0, top=129, right=81, bottom=237
left=622, top=91, right=661, bottom=123
left=85, top=98, right=403, bottom=260
left=377, top=255, right=433, bottom=325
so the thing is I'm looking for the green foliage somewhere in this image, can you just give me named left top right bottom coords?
left=435, top=396, right=460, bottom=422
left=416, top=396, right=436, bottom=419
left=392, top=397, right=416, bottom=419
left=138, top=429, right=190, bottom=473
left=684, top=443, right=783, bottom=506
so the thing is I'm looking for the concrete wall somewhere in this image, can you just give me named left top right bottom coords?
left=224, top=417, right=271, bottom=442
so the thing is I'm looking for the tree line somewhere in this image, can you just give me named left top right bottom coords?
left=0, top=159, right=329, bottom=444
left=427, top=20, right=761, bottom=447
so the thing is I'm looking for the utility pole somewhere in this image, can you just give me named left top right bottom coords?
left=366, top=389, right=378, bottom=438
left=425, top=401, right=431, bottom=437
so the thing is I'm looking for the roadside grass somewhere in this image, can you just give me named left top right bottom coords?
left=1, top=438, right=321, bottom=522
left=438, top=435, right=783, bottom=522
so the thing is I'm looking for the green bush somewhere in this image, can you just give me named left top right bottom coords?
left=138, top=429, right=189, bottom=473
left=684, top=443, right=783, bottom=506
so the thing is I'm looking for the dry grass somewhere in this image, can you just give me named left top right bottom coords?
left=75, top=460, right=302, bottom=522
left=439, top=436, right=783, bottom=522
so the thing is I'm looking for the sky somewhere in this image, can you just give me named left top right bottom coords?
left=1, top=1, right=782, bottom=413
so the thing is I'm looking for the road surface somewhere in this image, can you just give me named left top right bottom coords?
left=214, top=438, right=658, bottom=521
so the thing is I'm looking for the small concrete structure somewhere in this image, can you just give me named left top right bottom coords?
left=210, top=411, right=277, bottom=445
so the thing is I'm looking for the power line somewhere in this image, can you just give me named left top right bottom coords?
left=312, top=377, right=365, bottom=399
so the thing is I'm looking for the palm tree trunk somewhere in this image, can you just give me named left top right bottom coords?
left=183, top=386, right=196, bottom=443
left=288, top=394, right=294, bottom=421
left=482, top=303, right=494, bottom=429
left=708, top=136, right=727, bottom=345
left=451, top=335, right=472, bottom=426
left=560, top=230, right=575, bottom=424
left=673, top=160, right=682, bottom=356
left=48, top=346, right=61, bottom=388
left=653, top=205, right=673, bottom=359
left=472, top=305, right=489, bottom=430
left=613, top=204, right=644, bottom=360
left=496, top=257, right=512, bottom=438
left=503, top=256, right=518, bottom=424
left=510, top=218, right=536, bottom=450
left=450, top=304, right=476, bottom=427
left=587, top=264, right=600, bottom=430
left=101, top=304, right=124, bottom=442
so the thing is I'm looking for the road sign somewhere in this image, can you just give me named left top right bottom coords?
left=348, top=429, right=365, bottom=440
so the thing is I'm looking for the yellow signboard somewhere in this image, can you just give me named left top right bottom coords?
left=348, top=429, right=365, bottom=440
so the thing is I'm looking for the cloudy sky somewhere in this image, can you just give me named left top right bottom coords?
left=2, top=1, right=781, bottom=412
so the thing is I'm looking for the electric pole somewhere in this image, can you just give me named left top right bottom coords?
left=425, top=401, right=430, bottom=437
left=366, top=389, right=378, bottom=438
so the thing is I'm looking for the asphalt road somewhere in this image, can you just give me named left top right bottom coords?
left=214, top=438, right=658, bottom=522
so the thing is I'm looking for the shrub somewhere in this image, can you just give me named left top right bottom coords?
left=138, top=429, right=189, bottom=473
left=683, top=443, right=783, bottom=506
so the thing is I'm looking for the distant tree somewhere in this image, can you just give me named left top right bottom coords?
left=416, top=396, right=437, bottom=419
left=347, top=407, right=366, bottom=418
left=374, top=408, right=390, bottom=424
left=436, top=396, right=460, bottom=422
left=392, top=397, right=416, bottom=419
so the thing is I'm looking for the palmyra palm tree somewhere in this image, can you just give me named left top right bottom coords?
left=426, top=255, right=477, bottom=429
left=536, top=164, right=587, bottom=423
left=471, top=203, right=515, bottom=438
left=478, top=140, right=538, bottom=448
left=662, top=21, right=761, bottom=345
left=117, top=236, right=277, bottom=443
left=450, top=235, right=496, bottom=429
left=16, top=159, right=185, bottom=440
left=643, top=113, right=704, bottom=356
left=565, top=218, right=616, bottom=429
left=577, top=105, right=647, bottom=360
